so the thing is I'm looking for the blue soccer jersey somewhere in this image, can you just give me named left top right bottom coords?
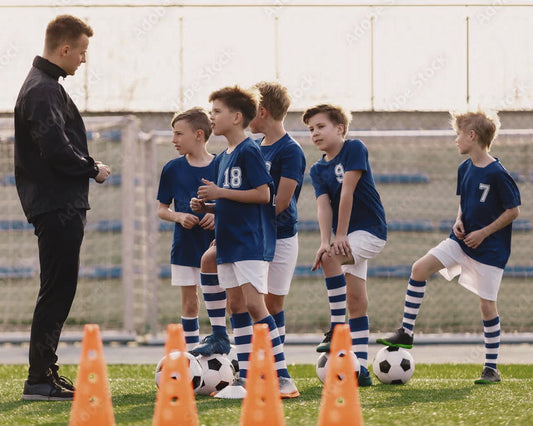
left=214, top=137, right=275, bottom=264
left=157, top=156, right=215, bottom=267
left=310, top=139, right=387, bottom=241
left=449, top=158, right=521, bottom=268
left=257, top=133, right=306, bottom=239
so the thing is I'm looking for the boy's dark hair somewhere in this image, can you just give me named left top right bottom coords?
left=45, top=15, right=94, bottom=51
left=208, top=85, right=259, bottom=128
left=171, top=107, right=212, bottom=140
left=302, top=104, right=352, bottom=137
left=450, top=110, right=500, bottom=150
left=253, top=81, right=291, bottom=121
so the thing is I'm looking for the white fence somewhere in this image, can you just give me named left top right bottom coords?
left=1, top=1, right=533, bottom=112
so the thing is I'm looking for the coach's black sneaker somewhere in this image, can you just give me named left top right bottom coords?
left=376, top=327, right=414, bottom=349
left=474, top=367, right=501, bottom=384
left=191, top=333, right=230, bottom=356
left=21, top=373, right=74, bottom=401
left=316, top=329, right=333, bottom=353
left=50, top=365, right=75, bottom=391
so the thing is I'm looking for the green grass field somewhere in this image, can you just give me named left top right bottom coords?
left=1, top=364, right=532, bottom=425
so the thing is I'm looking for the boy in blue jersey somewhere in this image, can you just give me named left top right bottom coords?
left=377, top=111, right=520, bottom=384
left=190, top=85, right=299, bottom=399
left=157, top=108, right=215, bottom=352
left=192, top=82, right=306, bottom=356
left=303, top=104, right=387, bottom=387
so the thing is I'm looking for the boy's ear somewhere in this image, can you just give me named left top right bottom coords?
left=233, top=111, right=243, bottom=126
left=336, top=123, right=345, bottom=136
left=59, top=43, right=71, bottom=57
left=195, top=129, right=205, bottom=141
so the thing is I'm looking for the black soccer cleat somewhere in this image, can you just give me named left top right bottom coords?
left=474, top=367, right=501, bottom=384
left=316, top=329, right=333, bottom=353
left=376, top=327, right=414, bottom=349
left=190, top=333, right=231, bottom=356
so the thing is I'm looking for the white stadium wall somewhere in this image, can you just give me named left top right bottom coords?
left=1, top=1, right=533, bottom=112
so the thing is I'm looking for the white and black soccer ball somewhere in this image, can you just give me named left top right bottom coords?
left=372, top=346, right=415, bottom=385
left=154, top=350, right=203, bottom=392
left=196, top=353, right=235, bottom=396
left=227, top=344, right=239, bottom=377
left=316, top=351, right=361, bottom=384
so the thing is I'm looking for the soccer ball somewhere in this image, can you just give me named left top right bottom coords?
left=196, top=354, right=235, bottom=396
left=154, top=351, right=203, bottom=392
left=372, top=346, right=415, bottom=385
left=316, top=351, right=361, bottom=384
left=227, top=344, right=239, bottom=377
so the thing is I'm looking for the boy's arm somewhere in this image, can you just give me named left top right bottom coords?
left=197, top=179, right=270, bottom=204
left=333, top=170, right=363, bottom=256
left=275, top=177, right=298, bottom=215
left=452, top=206, right=465, bottom=239
left=157, top=202, right=199, bottom=229
left=463, top=206, right=520, bottom=249
left=312, top=194, right=334, bottom=271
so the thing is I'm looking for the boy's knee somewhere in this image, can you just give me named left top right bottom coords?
left=201, top=249, right=217, bottom=273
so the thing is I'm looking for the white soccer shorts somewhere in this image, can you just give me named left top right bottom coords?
left=267, top=234, right=298, bottom=296
left=341, top=230, right=387, bottom=280
left=428, top=238, right=503, bottom=301
left=218, top=260, right=269, bottom=294
left=171, top=264, right=200, bottom=287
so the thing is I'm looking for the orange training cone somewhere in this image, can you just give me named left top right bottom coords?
left=69, top=324, right=115, bottom=426
left=317, top=324, right=364, bottom=426
left=240, top=323, right=285, bottom=426
left=164, top=323, right=186, bottom=356
left=152, top=351, right=199, bottom=426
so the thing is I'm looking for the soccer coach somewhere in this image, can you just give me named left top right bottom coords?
left=14, top=15, right=110, bottom=400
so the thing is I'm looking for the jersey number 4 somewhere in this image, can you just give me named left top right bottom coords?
left=479, top=183, right=490, bottom=202
left=223, top=167, right=242, bottom=188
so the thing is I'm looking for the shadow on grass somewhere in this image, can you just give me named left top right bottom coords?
left=367, top=384, right=473, bottom=408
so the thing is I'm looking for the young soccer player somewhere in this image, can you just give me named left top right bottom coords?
left=191, top=82, right=306, bottom=356
left=157, top=108, right=215, bottom=352
left=190, top=85, right=299, bottom=399
left=303, top=104, right=387, bottom=387
left=377, top=110, right=520, bottom=384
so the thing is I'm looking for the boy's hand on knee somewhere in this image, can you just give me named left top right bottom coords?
left=312, top=244, right=330, bottom=271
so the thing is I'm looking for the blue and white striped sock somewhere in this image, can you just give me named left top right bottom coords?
left=231, top=312, right=253, bottom=380
left=402, top=278, right=427, bottom=335
left=325, top=274, right=346, bottom=329
left=349, top=316, right=369, bottom=375
left=483, top=316, right=500, bottom=370
left=257, top=315, right=290, bottom=378
left=272, top=310, right=286, bottom=345
left=181, top=316, right=199, bottom=352
left=200, top=273, right=228, bottom=336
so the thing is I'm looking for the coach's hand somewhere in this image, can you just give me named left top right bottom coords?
left=94, top=161, right=111, bottom=184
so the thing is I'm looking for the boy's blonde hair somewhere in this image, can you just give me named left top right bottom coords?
left=171, top=107, right=212, bottom=141
left=451, top=110, right=500, bottom=150
left=302, top=104, right=352, bottom=137
left=209, top=85, right=259, bottom=128
left=253, top=81, right=291, bottom=121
